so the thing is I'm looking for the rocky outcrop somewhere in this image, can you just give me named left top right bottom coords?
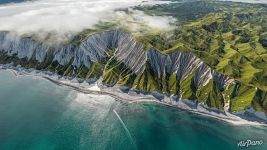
left=0, top=30, right=237, bottom=110
left=0, top=32, right=49, bottom=62
left=147, top=49, right=234, bottom=90
left=0, top=31, right=147, bottom=72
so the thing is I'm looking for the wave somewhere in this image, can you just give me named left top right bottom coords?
left=1, top=64, right=267, bottom=126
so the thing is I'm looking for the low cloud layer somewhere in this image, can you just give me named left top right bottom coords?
left=114, top=10, right=177, bottom=34
left=0, top=0, right=175, bottom=42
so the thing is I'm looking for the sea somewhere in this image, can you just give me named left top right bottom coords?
left=0, top=69, right=267, bottom=150
left=0, top=0, right=267, bottom=150
left=0, top=0, right=26, bottom=4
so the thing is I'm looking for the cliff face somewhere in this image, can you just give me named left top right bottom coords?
left=0, top=30, right=256, bottom=112
left=0, top=32, right=49, bottom=62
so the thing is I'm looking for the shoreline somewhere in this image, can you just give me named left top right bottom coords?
left=0, top=64, right=267, bottom=126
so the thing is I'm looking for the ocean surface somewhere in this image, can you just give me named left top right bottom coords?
left=0, top=69, right=267, bottom=150
left=0, top=0, right=26, bottom=4
left=0, top=0, right=267, bottom=150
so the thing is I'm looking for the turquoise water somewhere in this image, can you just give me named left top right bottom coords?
left=1, top=0, right=267, bottom=149
left=0, top=69, right=267, bottom=150
left=0, top=0, right=27, bottom=4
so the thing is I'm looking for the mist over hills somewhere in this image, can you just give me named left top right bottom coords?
left=0, top=0, right=267, bottom=119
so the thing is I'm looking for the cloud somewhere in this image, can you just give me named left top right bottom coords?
left=0, top=0, right=176, bottom=42
left=114, top=10, right=176, bottom=34
left=0, top=0, right=142, bottom=34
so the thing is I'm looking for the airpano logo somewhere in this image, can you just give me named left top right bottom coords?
left=237, top=140, right=263, bottom=147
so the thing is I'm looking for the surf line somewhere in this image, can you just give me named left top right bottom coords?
left=113, top=109, right=137, bottom=150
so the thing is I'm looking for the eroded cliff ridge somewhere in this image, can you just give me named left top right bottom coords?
left=0, top=30, right=245, bottom=112
left=0, top=0, right=267, bottom=115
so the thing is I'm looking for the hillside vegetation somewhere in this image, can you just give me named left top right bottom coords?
left=135, top=1, right=267, bottom=112
left=0, top=1, right=267, bottom=113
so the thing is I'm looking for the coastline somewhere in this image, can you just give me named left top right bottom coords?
left=1, top=64, right=267, bottom=127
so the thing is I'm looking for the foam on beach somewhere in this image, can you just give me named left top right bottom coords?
left=1, top=64, right=267, bottom=127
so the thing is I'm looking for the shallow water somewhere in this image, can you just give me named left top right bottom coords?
left=0, top=69, right=267, bottom=150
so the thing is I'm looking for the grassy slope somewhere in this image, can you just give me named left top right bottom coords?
left=135, top=1, right=267, bottom=112
left=1, top=1, right=267, bottom=113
